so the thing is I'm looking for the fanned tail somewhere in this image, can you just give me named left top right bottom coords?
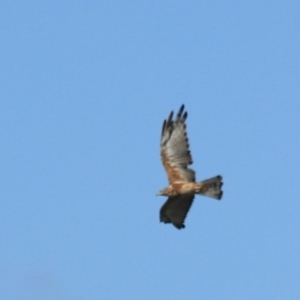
left=197, top=175, right=223, bottom=200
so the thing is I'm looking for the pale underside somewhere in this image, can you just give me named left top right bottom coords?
left=159, top=104, right=223, bottom=229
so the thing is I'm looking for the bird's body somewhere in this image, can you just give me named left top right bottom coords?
left=157, top=105, right=223, bottom=229
left=158, top=181, right=211, bottom=197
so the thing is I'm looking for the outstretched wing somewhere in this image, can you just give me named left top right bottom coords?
left=160, top=104, right=195, bottom=184
left=160, top=195, right=194, bottom=229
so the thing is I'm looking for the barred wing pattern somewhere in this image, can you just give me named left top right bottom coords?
left=159, top=105, right=196, bottom=229
left=158, top=105, right=223, bottom=229
left=160, top=104, right=195, bottom=184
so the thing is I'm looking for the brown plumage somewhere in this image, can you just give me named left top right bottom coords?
left=158, top=104, right=223, bottom=229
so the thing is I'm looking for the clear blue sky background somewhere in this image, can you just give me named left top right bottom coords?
left=1, top=2, right=300, bottom=299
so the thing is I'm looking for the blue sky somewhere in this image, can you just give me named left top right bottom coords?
left=1, top=1, right=300, bottom=299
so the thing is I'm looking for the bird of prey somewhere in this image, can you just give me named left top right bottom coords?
left=157, top=104, right=223, bottom=229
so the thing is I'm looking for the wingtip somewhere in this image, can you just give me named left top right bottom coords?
left=174, top=223, right=185, bottom=229
left=177, top=104, right=185, bottom=118
left=166, top=110, right=174, bottom=126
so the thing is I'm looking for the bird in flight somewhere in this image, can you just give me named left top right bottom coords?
left=157, top=104, right=223, bottom=229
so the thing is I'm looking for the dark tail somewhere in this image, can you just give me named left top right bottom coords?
left=197, top=175, right=223, bottom=200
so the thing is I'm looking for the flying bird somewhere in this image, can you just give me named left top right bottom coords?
left=157, top=104, right=223, bottom=229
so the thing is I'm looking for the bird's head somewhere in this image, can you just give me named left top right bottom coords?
left=156, top=187, right=169, bottom=196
